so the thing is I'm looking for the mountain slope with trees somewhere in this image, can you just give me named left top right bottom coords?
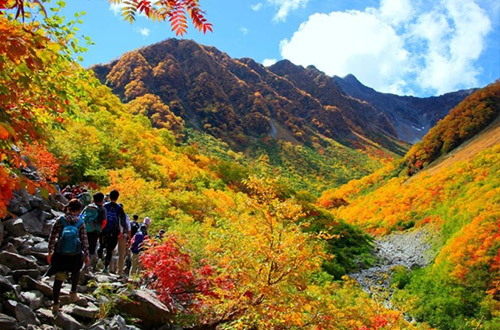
left=318, top=82, right=500, bottom=329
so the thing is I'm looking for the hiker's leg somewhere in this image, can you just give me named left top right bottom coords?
left=53, top=279, right=63, bottom=304
left=104, top=234, right=118, bottom=270
left=129, top=253, right=138, bottom=276
left=117, top=235, right=126, bottom=276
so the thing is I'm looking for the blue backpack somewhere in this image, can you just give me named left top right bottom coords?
left=103, top=202, right=121, bottom=234
left=131, top=231, right=145, bottom=254
left=55, top=216, right=84, bottom=256
left=80, top=204, right=100, bottom=233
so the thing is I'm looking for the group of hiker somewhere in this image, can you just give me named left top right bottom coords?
left=46, top=189, right=162, bottom=314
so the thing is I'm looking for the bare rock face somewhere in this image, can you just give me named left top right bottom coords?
left=4, top=219, right=27, bottom=237
left=0, top=251, right=38, bottom=270
left=0, top=313, right=17, bottom=330
left=54, top=312, right=84, bottom=330
left=116, top=289, right=173, bottom=327
left=20, top=209, right=46, bottom=235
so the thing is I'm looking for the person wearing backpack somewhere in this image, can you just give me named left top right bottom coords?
left=117, top=203, right=131, bottom=277
left=46, top=199, right=90, bottom=314
left=100, top=189, right=128, bottom=274
left=129, top=224, right=148, bottom=276
left=130, top=214, right=140, bottom=237
left=80, top=192, right=107, bottom=270
left=79, top=188, right=92, bottom=208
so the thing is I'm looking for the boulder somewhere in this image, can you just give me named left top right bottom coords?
left=32, top=242, right=49, bottom=253
left=61, top=303, right=99, bottom=320
left=41, top=220, right=56, bottom=238
left=0, top=251, right=37, bottom=270
left=5, top=300, right=39, bottom=326
left=35, top=309, right=54, bottom=325
left=0, top=275, right=16, bottom=294
left=21, top=210, right=46, bottom=235
left=89, top=315, right=139, bottom=330
left=116, top=289, right=173, bottom=327
left=54, top=312, right=84, bottom=330
left=50, top=210, right=64, bottom=219
left=0, top=264, right=11, bottom=276
left=4, top=219, right=27, bottom=237
left=20, top=291, right=45, bottom=310
left=4, top=237, right=24, bottom=250
left=0, top=313, right=17, bottom=330
left=18, top=276, right=57, bottom=298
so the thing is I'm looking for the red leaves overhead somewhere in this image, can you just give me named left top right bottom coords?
left=115, top=0, right=213, bottom=36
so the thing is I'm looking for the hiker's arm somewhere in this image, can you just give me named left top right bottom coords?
left=47, top=219, right=62, bottom=263
left=119, top=208, right=128, bottom=236
left=99, top=207, right=107, bottom=231
left=79, top=224, right=89, bottom=257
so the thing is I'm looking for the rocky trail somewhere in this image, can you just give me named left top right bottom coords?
left=0, top=170, right=173, bottom=330
left=350, top=228, right=436, bottom=300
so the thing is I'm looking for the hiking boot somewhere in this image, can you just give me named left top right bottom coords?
left=52, top=303, right=60, bottom=315
left=69, top=291, right=78, bottom=303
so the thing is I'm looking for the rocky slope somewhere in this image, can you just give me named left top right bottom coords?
left=0, top=170, right=172, bottom=330
left=333, top=74, right=475, bottom=143
left=350, top=228, right=436, bottom=295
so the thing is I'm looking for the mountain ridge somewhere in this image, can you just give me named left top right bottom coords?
left=91, top=38, right=467, bottom=155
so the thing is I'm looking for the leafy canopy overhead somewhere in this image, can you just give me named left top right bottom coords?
left=111, top=0, right=213, bottom=36
left=2, top=0, right=213, bottom=36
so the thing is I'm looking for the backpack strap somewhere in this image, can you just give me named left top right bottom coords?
left=75, top=218, right=84, bottom=228
left=59, top=216, right=67, bottom=227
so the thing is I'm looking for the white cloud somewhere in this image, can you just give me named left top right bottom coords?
left=240, top=27, right=249, bottom=36
left=279, top=0, right=493, bottom=95
left=109, top=3, right=124, bottom=16
left=268, top=0, right=311, bottom=22
left=263, top=58, right=278, bottom=66
left=251, top=3, right=263, bottom=11
left=378, top=0, right=413, bottom=26
left=138, top=28, right=150, bottom=37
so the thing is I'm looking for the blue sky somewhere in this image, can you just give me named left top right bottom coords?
left=61, top=0, right=499, bottom=97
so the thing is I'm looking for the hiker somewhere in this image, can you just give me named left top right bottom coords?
left=79, top=188, right=92, bottom=208
left=129, top=224, right=148, bottom=276
left=98, top=189, right=127, bottom=273
left=155, top=229, right=165, bottom=240
left=130, top=214, right=140, bottom=237
left=117, top=203, right=131, bottom=277
left=47, top=199, right=90, bottom=314
left=80, top=192, right=107, bottom=270
left=142, top=216, right=151, bottom=236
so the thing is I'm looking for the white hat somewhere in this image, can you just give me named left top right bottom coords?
left=143, top=217, right=151, bottom=226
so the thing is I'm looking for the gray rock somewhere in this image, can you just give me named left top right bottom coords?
left=32, top=242, right=49, bottom=253
left=6, top=300, right=39, bottom=326
left=21, top=210, right=46, bottom=235
left=35, top=309, right=54, bottom=325
left=0, top=313, right=17, bottom=330
left=1, top=242, right=18, bottom=254
left=19, top=245, right=33, bottom=256
left=54, top=312, right=84, bottom=330
left=5, top=237, right=24, bottom=250
left=50, top=210, right=64, bottom=219
left=20, top=291, right=45, bottom=310
left=28, top=197, right=44, bottom=210
left=0, top=264, right=11, bottom=276
left=41, top=220, right=56, bottom=238
left=116, top=289, right=173, bottom=327
left=0, top=275, right=16, bottom=294
left=4, top=219, right=27, bottom=237
left=61, top=303, right=99, bottom=319
left=43, top=211, right=54, bottom=220
left=0, top=251, right=37, bottom=270
left=18, top=276, right=59, bottom=298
